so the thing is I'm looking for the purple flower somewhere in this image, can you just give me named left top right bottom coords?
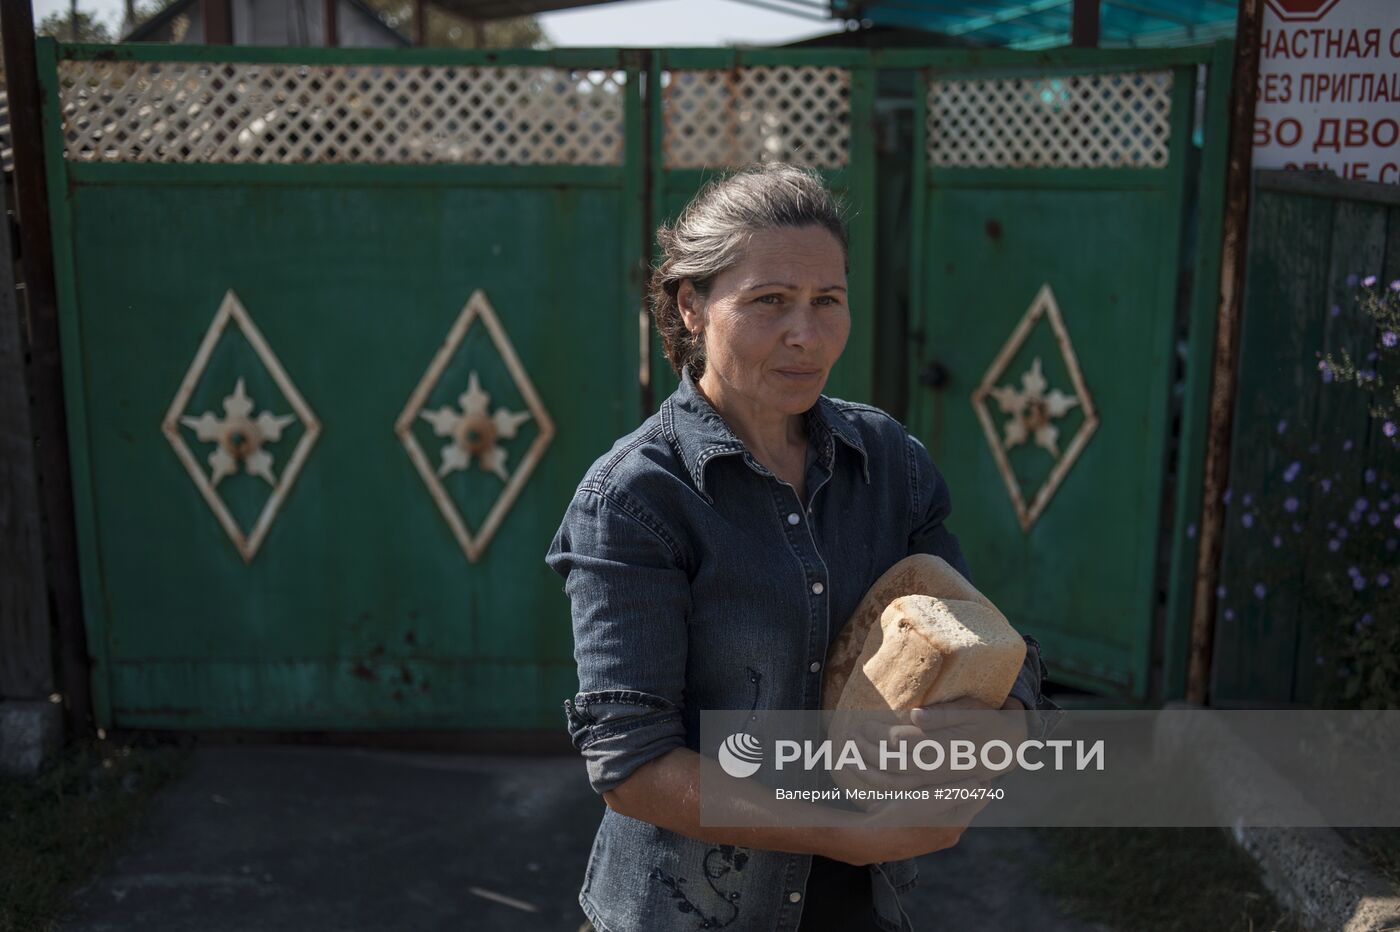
left=1284, top=461, right=1302, bottom=482
left=1383, top=331, right=1398, bottom=348
left=1322, top=367, right=1335, bottom=383
left=1378, top=573, right=1391, bottom=588
left=1292, top=521, right=1303, bottom=533
left=1253, top=582, right=1267, bottom=599
left=1272, top=534, right=1283, bottom=549
left=1216, top=584, right=1228, bottom=599
left=1348, top=566, right=1361, bottom=577
left=1391, top=280, right=1400, bottom=292
left=1328, top=539, right=1342, bottom=552
left=1369, top=512, right=1381, bottom=526
left=1394, top=513, right=1400, bottom=530
left=1244, top=493, right=1255, bottom=507
left=1330, top=304, right=1341, bottom=318
left=1224, top=608, right=1236, bottom=622
left=1222, top=488, right=1232, bottom=505
left=1364, top=275, right=1378, bottom=287
left=1242, top=513, right=1255, bottom=529
left=1365, top=469, right=1377, bottom=484
left=1186, top=523, right=1197, bottom=539
left=1284, top=496, right=1299, bottom=513
left=1321, top=478, right=1333, bottom=493
left=1338, top=527, right=1349, bottom=540
left=1346, top=273, right=1359, bottom=286
left=1344, top=439, right=1354, bottom=452
left=1276, top=419, right=1288, bottom=435
left=1309, top=443, right=1321, bottom=454
left=1355, top=497, right=1369, bottom=512
left=1353, top=574, right=1367, bottom=591
left=1385, top=421, right=1398, bottom=438
left=1361, top=613, right=1374, bottom=626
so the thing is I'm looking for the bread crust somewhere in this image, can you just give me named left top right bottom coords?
left=821, top=554, right=1025, bottom=712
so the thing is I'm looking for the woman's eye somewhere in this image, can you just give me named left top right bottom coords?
left=757, top=294, right=784, bottom=305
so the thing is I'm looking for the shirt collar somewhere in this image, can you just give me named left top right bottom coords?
left=662, top=363, right=870, bottom=503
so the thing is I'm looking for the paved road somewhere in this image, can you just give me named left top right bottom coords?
left=59, top=746, right=1107, bottom=932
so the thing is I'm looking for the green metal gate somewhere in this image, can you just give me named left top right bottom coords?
left=39, top=41, right=649, bottom=730
left=900, top=44, right=1234, bottom=701
left=40, top=39, right=1230, bottom=728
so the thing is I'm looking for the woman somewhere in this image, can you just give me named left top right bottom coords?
left=545, top=162, right=1058, bottom=932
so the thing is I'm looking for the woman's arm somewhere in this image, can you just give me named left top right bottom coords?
left=605, top=746, right=983, bottom=867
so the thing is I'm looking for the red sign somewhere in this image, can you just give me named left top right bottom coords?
left=1266, top=0, right=1343, bottom=21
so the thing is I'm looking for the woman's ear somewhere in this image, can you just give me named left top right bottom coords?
left=677, top=280, right=704, bottom=334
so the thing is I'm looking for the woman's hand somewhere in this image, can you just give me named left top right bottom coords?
left=844, top=696, right=1030, bottom=793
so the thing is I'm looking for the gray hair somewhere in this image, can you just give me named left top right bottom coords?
left=648, top=161, right=850, bottom=381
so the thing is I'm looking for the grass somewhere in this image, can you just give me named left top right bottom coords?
left=1031, top=828, right=1310, bottom=932
left=0, top=732, right=194, bottom=932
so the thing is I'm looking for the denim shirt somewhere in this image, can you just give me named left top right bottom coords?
left=544, top=364, right=1062, bottom=932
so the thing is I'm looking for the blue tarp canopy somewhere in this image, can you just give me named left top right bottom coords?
left=833, top=0, right=1238, bottom=48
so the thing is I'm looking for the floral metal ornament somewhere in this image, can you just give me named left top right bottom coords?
left=971, top=284, right=1098, bottom=532
left=419, top=371, right=533, bottom=481
left=988, top=357, right=1080, bottom=459
left=162, top=290, right=321, bottom=563
left=397, top=289, right=554, bottom=563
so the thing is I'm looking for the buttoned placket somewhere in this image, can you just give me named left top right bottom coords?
left=741, top=424, right=836, bottom=707
left=744, top=443, right=835, bottom=926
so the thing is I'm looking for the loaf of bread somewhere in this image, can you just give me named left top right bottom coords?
left=821, top=554, right=1026, bottom=712
left=820, top=555, right=1026, bottom=808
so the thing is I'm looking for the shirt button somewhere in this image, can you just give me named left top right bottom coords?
left=789, top=891, right=802, bottom=903
left=787, top=512, right=800, bottom=525
left=811, top=581, right=824, bottom=595
left=809, top=661, right=821, bottom=673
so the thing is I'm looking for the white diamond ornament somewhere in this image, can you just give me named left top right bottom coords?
left=971, top=284, right=1098, bottom=533
left=162, top=290, right=321, bottom=563
left=397, top=289, right=554, bottom=563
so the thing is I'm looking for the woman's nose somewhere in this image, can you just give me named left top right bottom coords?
left=784, top=307, right=821, bottom=346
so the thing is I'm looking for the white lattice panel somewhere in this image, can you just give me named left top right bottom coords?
left=57, top=60, right=626, bottom=165
left=927, top=71, right=1173, bottom=169
left=662, top=67, right=849, bottom=170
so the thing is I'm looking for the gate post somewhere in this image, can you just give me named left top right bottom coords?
left=0, top=14, right=96, bottom=752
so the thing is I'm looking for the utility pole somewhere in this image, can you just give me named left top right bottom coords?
left=1187, top=0, right=1266, bottom=706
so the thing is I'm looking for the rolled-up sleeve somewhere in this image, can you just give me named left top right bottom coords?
left=544, top=486, right=691, bottom=795
left=904, top=430, right=1062, bottom=737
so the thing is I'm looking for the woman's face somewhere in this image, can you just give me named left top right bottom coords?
left=679, top=225, right=850, bottom=418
